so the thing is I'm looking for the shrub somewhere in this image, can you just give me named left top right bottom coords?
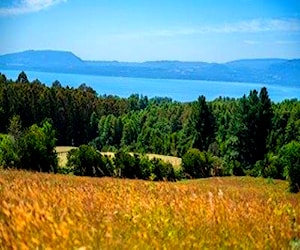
left=223, top=159, right=244, bottom=176
left=280, top=141, right=300, bottom=193
left=114, top=151, right=152, bottom=180
left=251, top=153, right=283, bottom=179
left=57, top=165, right=73, bottom=175
left=0, top=134, right=19, bottom=168
left=182, top=148, right=213, bottom=178
left=114, top=151, right=137, bottom=179
left=150, top=158, right=176, bottom=181
left=211, top=156, right=224, bottom=176
left=114, top=151, right=176, bottom=181
left=138, top=156, right=152, bottom=180
left=19, top=121, right=58, bottom=173
left=67, top=145, right=113, bottom=177
left=174, top=167, right=185, bottom=180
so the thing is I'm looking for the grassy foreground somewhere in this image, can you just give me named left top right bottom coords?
left=0, top=170, right=299, bottom=249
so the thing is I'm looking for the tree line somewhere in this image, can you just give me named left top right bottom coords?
left=0, top=71, right=299, bottom=192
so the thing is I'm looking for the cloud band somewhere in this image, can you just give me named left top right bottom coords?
left=0, top=0, right=66, bottom=16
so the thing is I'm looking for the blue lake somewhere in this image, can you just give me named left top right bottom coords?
left=1, top=69, right=299, bottom=102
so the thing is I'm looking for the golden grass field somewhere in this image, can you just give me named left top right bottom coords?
left=0, top=170, right=299, bottom=249
left=56, top=146, right=182, bottom=169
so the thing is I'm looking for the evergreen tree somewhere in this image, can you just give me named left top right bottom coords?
left=232, top=88, right=273, bottom=170
left=16, top=71, right=29, bottom=84
left=257, top=87, right=273, bottom=159
left=185, top=95, right=216, bottom=152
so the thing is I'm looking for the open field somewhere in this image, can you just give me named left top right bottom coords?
left=101, top=152, right=182, bottom=169
left=0, top=170, right=299, bottom=249
left=56, top=146, right=182, bottom=169
left=56, top=146, right=77, bottom=167
left=144, top=153, right=181, bottom=168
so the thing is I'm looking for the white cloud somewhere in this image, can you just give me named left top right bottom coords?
left=115, top=18, right=300, bottom=39
left=0, top=0, right=66, bottom=16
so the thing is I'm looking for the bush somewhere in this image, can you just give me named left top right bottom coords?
left=150, top=158, right=176, bottom=181
left=67, top=145, right=113, bottom=177
left=19, top=121, right=58, bottom=173
left=114, top=151, right=176, bottom=181
left=114, top=151, right=138, bottom=179
left=211, top=156, right=224, bottom=176
left=114, top=151, right=153, bottom=180
left=138, top=156, right=152, bottom=180
left=280, top=141, right=300, bottom=193
left=251, top=153, right=283, bottom=179
left=222, top=159, right=244, bottom=176
left=182, top=148, right=213, bottom=178
left=57, top=165, right=74, bottom=175
left=174, top=167, right=185, bottom=180
left=0, top=134, right=19, bottom=168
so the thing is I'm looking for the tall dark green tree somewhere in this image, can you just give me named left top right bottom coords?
left=121, top=119, right=138, bottom=147
left=97, top=114, right=122, bottom=150
left=232, top=88, right=273, bottom=170
left=185, top=95, right=216, bottom=152
left=257, top=87, right=273, bottom=159
left=16, top=71, right=29, bottom=84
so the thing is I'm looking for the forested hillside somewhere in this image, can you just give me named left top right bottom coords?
left=0, top=71, right=299, bottom=189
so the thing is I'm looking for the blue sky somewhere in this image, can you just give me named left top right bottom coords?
left=0, top=0, right=300, bottom=62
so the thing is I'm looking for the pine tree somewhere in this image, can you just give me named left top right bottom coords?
left=16, top=71, right=29, bottom=84
left=186, top=95, right=216, bottom=151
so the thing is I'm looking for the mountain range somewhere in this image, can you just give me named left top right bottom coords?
left=0, top=50, right=299, bottom=86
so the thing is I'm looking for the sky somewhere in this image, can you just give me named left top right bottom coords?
left=0, top=0, right=300, bottom=62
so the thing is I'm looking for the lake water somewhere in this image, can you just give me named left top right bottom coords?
left=1, top=69, right=299, bottom=102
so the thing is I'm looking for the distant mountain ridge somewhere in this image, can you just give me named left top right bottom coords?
left=0, top=50, right=83, bottom=69
left=0, top=50, right=299, bottom=86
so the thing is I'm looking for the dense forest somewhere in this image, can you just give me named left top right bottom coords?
left=0, top=71, right=299, bottom=191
